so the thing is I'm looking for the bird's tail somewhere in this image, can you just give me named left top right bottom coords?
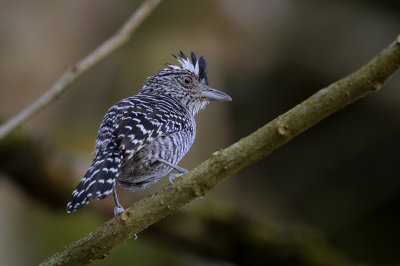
left=67, top=150, right=123, bottom=213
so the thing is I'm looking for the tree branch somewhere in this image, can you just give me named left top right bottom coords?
left=0, top=0, right=162, bottom=140
left=40, top=37, right=400, bottom=265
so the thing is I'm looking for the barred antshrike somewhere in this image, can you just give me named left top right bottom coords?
left=67, top=52, right=232, bottom=215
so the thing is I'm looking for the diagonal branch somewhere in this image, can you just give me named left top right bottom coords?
left=0, top=0, right=162, bottom=140
left=40, top=37, right=400, bottom=266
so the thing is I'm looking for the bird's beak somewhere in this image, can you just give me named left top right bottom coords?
left=201, top=88, right=232, bottom=101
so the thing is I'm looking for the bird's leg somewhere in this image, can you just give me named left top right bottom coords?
left=157, top=158, right=188, bottom=185
left=113, top=184, right=125, bottom=216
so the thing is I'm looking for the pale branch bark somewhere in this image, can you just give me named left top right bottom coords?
left=40, top=37, right=400, bottom=266
left=0, top=0, right=162, bottom=140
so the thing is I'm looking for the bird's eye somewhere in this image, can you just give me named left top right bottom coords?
left=183, top=76, right=193, bottom=86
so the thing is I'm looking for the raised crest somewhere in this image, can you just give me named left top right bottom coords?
left=167, top=51, right=208, bottom=84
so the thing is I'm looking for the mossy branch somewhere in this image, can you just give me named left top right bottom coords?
left=40, top=37, right=400, bottom=265
left=0, top=0, right=162, bottom=140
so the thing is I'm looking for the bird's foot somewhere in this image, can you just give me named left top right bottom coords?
left=114, top=204, right=125, bottom=216
left=169, top=170, right=188, bottom=185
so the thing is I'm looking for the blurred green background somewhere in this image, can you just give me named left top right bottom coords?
left=0, top=0, right=400, bottom=265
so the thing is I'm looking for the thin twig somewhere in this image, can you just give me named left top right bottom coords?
left=39, top=37, right=400, bottom=266
left=0, top=0, right=162, bottom=140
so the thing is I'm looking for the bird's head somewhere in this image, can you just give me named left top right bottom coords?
left=141, top=51, right=232, bottom=115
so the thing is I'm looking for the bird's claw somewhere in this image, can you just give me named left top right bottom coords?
left=114, top=205, right=125, bottom=216
left=169, top=173, right=182, bottom=185
left=169, top=170, right=188, bottom=185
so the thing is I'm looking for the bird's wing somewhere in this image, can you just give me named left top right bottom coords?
left=110, top=96, right=190, bottom=160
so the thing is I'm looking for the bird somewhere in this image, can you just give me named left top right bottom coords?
left=66, top=51, right=232, bottom=215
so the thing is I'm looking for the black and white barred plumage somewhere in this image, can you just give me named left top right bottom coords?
left=67, top=52, right=231, bottom=214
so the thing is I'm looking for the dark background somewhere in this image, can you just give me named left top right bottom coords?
left=0, top=0, right=399, bottom=265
